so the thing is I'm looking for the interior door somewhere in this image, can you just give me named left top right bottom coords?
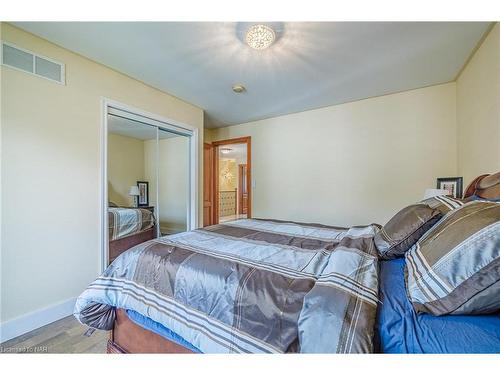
left=203, top=143, right=214, bottom=226
left=238, top=164, right=248, bottom=215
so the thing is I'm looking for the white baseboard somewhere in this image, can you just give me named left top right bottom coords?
left=0, top=297, right=76, bottom=343
left=160, top=225, right=184, bottom=235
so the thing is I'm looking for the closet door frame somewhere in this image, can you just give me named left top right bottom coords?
left=100, top=98, right=199, bottom=273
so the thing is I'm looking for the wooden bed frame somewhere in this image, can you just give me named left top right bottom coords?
left=106, top=172, right=500, bottom=354
left=108, top=226, right=157, bottom=264
left=107, top=309, right=192, bottom=353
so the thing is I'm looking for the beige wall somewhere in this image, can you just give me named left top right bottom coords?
left=144, top=136, right=189, bottom=233
left=204, top=128, right=214, bottom=143
left=107, top=133, right=145, bottom=206
left=0, top=23, right=203, bottom=324
left=457, top=23, right=500, bottom=183
left=210, top=83, right=458, bottom=227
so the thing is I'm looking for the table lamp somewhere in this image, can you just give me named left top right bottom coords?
left=129, top=185, right=140, bottom=207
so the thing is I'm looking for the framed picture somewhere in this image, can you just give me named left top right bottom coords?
left=436, top=177, right=463, bottom=199
left=137, top=181, right=149, bottom=206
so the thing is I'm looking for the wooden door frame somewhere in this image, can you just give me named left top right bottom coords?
left=212, top=136, right=251, bottom=224
left=237, top=164, right=243, bottom=214
left=237, top=164, right=247, bottom=215
left=203, top=142, right=215, bottom=227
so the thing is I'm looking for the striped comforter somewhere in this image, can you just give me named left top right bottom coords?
left=108, top=207, right=155, bottom=241
left=75, top=219, right=380, bottom=353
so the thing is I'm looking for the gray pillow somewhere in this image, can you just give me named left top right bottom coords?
left=405, top=201, right=500, bottom=315
left=375, top=196, right=465, bottom=260
left=375, top=204, right=442, bottom=260
left=420, top=195, right=464, bottom=215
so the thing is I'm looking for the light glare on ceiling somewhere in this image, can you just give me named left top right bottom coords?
left=245, top=24, right=276, bottom=50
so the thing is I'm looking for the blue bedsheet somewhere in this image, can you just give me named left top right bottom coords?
left=126, top=309, right=201, bottom=353
left=376, top=258, right=500, bottom=353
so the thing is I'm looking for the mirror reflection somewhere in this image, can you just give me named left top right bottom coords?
left=107, top=113, right=189, bottom=264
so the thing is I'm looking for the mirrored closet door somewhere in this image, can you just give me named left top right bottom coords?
left=157, top=128, right=189, bottom=236
left=105, top=106, right=193, bottom=265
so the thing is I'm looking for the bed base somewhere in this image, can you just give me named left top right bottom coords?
left=107, top=309, right=194, bottom=354
left=109, top=226, right=157, bottom=264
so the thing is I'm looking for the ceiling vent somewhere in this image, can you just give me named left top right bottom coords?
left=1, top=41, right=65, bottom=84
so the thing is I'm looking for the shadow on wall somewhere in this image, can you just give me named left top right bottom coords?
left=107, top=181, right=131, bottom=207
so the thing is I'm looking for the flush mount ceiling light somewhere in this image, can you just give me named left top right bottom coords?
left=245, top=24, right=276, bottom=50
left=220, top=148, right=233, bottom=154
left=232, top=84, right=246, bottom=93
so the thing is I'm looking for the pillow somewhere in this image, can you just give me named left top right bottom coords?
left=375, top=196, right=465, bottom=260
left=405, top=201, right=500, bottom=316
left=419, top=195, right=464, bottom=214
left=466, top=194, right=500, bottom=202
left=375, top=204, right=442, bottom=260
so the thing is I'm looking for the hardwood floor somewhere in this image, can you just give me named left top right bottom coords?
left=0, top=315, right=108, bottom=354
left=219, top=214, right=247, bottom=223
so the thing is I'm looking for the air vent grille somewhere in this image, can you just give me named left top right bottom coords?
left=1, top=41, right=65, bottom=84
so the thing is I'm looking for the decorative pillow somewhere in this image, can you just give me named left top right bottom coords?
left=466, top=194, right=500, bottom=202
left=375, top=204, right=442, bottom=260
left=375, top=196, right=465, bottom=260
left=405, top=201, right=500, bottom=316
left=420, top=195, right=464, bottom=214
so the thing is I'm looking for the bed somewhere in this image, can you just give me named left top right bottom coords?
left=77, top=219, right=380, bottom=353
left=108, top=207, right=157, bottom=263
left=75, top=173, right=500, bottom=353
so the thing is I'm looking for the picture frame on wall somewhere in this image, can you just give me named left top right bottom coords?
left=436, top=177, right=463, bottom=199
left=137, top=181, right=149, bottom=206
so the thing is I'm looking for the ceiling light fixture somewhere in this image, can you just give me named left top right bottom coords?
left=220, top=148, right=232, bottom=154
left=245, top=24, right=275, bottom=50
left=232, top=84, right=246, bottom=93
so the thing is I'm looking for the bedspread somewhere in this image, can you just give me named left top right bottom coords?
left=75, top=219, right=380, bottom=353
left=108, top=207, right=155, bottom=241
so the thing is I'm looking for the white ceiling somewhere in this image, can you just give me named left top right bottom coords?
left=219, top=143, right=247, bottom=161
left=108, top=115, right=181, bottom=140
left=14, top=22, right=491, bottom=128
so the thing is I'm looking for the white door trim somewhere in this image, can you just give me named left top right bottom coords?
left=99, top=98, right=199, bottom=273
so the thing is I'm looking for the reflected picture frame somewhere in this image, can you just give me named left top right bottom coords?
left=436, top=177, right=463, bottom=199
left=137, top=181, right=149, bottom=207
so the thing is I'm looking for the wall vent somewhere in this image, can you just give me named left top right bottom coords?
left=1, top=41, right=65, bottom=84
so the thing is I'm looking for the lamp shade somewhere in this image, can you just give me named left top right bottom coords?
left=128, top=186, right=140, bottom=196
left=423, top=188, right=449, bottom=200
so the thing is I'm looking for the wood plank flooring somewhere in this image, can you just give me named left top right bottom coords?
left=0, top=315, right=108, bottom=354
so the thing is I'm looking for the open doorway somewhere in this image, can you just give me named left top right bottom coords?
left=204, top=137, right=251, bottom=226
left=218, top=143, right=248, bottom=223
